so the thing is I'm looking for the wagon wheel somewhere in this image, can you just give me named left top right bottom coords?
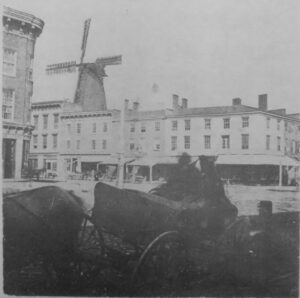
left=70, top=215, right=106, bottom=293
left=131, top=231, right=188, bottom=296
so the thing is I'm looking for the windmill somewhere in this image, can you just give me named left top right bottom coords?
left=46, top=18, right=122, bottom=111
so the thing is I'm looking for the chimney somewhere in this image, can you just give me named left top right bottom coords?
left=133, top=101, right=139, bottom=111
left=258, top=94, right=268, bottom=111
left=182, top=98, right=188, bottom=109
left=124, top=99, right=129, bottom=111
left=232, top=98, right=242, bottom=106
left=172, top=94, right=179, bottom=109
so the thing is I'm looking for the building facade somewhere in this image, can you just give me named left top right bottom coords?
left=2, top=6, right=44, bottom=178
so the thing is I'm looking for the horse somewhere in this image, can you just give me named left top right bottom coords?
left=3, top=186, right=85, bottom=294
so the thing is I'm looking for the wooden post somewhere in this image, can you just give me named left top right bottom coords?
left=149, top=166, right=153, bottom=183
left=279, top=162, right=282, bottom=187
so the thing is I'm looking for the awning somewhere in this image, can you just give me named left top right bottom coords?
left=80, top=155, right=110, bottom=163
left=99, top=157, right=135, bottom=165
left=128, top=156, right=179, bottom=167
left=216, top=154, right=300, bottom=167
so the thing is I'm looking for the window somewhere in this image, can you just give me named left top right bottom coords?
left=33, top=115, right=39, bottom=129
left=54, top=114, right=59, bottom=129
left=205, top=119, right=211, bottom=129
left=267, top=117, right=270, bottom=129
left=67, top=140, right=71, bottom=149
left=185, top=119, right=191, bottom=131
left=2, top=88, right=15, bottom=120
left=222, top=135, right=230, bottom=149
left=33, top=135, right=38, bottom=149
left=141, top=122, right=146, bottom=133
left=172, top=120, right=178, bottom=131
left=153, top=139, right=161, bottom=151
left=3, top=48, right=17, bottom=76
left=242, top=134, right=249, bottom=149
left=92, top=140, right=96, bottom=150
left=52, top=162, right=57, bottom=172
left=76, top=140, right=80, bottom=150
left=129, top=143, right=135, bottom=150
left=204, top=135, right=211, bottom=149
left=266, top=135, right=270, bottom=150
left=224, top=118, right=230, bottom=129
left=171, top=136, right=177, bottom=151
left=103, top=122, right=108, bottom=132
left=130, top=123, right=135, bottom=132
left=53, top=134, right=58, bottom=149
left=42, top=134, right=48, bottom=149
left=277, top=137, right=281, bottom=151
left=155, top=121, right=160, bottom=131
left=67, top=123, right=71, bottom=133
left=43, top=115, right=48, bottom=130
left=102, top=139, right=107, bottom=150
left=77, top=123, right=81, bottom=134
left=66, top=158, right=71, bottom=171
left=92, top=123, right=96, bottom=133
left=277, top=119, right=281, bottom=130
left=184, top=136, right=190, bottom=149
left=242, top=117, right=249, bottom=128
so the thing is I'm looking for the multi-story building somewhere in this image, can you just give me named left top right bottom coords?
left=29, top=93, right=300, bottom=185
left=29, top=100, right=64, bottom=177
left=2, top=6, right=44, bottom=178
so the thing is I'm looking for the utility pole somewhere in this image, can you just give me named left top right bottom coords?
left=117, top=100, right=125, bottom=188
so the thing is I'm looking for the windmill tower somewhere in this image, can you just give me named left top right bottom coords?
left=46, top=18, right=122, bottom=111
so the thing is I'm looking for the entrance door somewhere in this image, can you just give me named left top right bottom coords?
left=2, top=138, right=16, bottom=178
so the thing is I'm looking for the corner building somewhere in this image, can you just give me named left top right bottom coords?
left=2, top=6, right=44, bottom=178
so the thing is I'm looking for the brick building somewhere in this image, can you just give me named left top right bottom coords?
left=2, top=6, right=44, bottom=178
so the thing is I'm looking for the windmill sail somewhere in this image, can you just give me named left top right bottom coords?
left=80, top=18, right=91, bottom=63
left=46, top=61, right=77, bottom=75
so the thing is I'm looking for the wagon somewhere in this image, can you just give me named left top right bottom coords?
left=75, top=181, right=241, bottom=296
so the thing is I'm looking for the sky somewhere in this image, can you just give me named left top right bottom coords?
left=3, top=0, right=300, bottom=112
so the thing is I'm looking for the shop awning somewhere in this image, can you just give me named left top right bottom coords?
left=216, top=154, right=300, bottom=167
left=128, top=156, right=179, bottom=167
left=80, top=155, right=111, bottom=163
left=99, top=157, right=135, bottom=165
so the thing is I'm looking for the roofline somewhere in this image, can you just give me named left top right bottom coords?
left=3, top=6, right=44, bottom=34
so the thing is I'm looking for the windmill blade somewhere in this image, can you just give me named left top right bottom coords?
left=46, top=61, right=78, bottom=75
left=80, top=18, right=91, bottom=64
left=96, top=55, right=122, bottom=66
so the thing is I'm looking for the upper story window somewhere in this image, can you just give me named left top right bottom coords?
left=33, top=115, right=39, bottom=129
left=76, top=140, right=80, bottom=150
left=102, top=139, right=107, bottom=150
left=222, top=135, right=230, bottom=149
left=3, top=48, right=17, bottom=77
left=266, top=135, right=270, bottom=150
left=77, top=123, right=81, bottom=134
left=277, top=137, right=281, bottom=151
left=103, top=122, right=108, bottom=132
left=130, top=122, right=135, bottom=133
left=92, top=123, right=96, bottom=133
left=153, top=139, right=161, bottom=151
left=267, top=117, right=270, bottom=129
left=33, top=135, right=38, bottom=149
left=171, top=136, right=177, bottom=151
left=277, top=119, right=281, bottom=130
left=92, top=140, right=96, bottom=150
left=67, top=140, right=71, bottom=149
left=129, top=143, right=135, bottom=151
left=185, top=119, right=191, bottom=131
left=53, top=134, right=58, bottom=149
left=155, top=121, right=160, bottom=131
left=241, top=134, right=249, bottom=150
left=67, top=123, right=71, bottom=133
left=54, top=114, right=59, bottom=129
left=205, top=119, right=211, bottom=129
left=242, top=117, right=249, bottom=128
left=172, top=120, right=178, bottom=131
left=184, top=136, right=190, bottom=149
left=43, top=115, right=48, bottom=130
left=204, top=135, right=211, bottom=149
left=223, top=118, right=230, bottom=129
left=42, top=134, right=48, bottom=149
left=2, top=88, right=15, bottom=120
left=141, top=122, right=146, bottom=133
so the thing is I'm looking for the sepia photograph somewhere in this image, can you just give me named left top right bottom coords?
left=2, top=0, right=300, bottom=296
